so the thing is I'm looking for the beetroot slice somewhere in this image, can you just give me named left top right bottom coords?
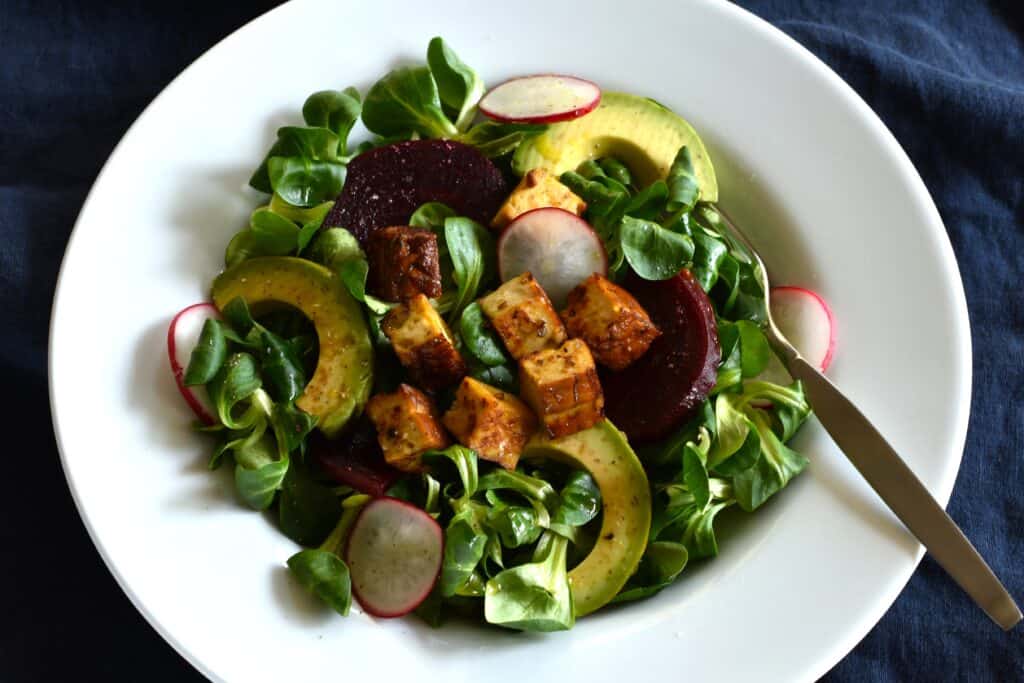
left=310, top=418, right=403, bottom=497
left=601, top=269, right=721, bottom=443
left=324, top=139, right=509, bottom=245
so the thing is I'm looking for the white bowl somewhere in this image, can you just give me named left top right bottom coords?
left=49, top=0, right=970, bottom=680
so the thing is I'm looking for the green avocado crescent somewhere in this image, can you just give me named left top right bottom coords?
left=524, top=419, right=652, bottom=616
left=211, top=256, right=373, bottom=437
left=513, top=91, right=718, bottom=200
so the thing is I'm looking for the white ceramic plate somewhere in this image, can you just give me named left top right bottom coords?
left=49, top=0, right=971, bottom=681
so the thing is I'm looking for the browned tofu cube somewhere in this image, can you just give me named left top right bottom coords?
left=561, top=274, right=661, bottom=370
left=491, top=168, right=587, bottom=230
left=381, top=294, right=466, bottom=391
left=519, top=339, right=605, bottom=438
left=366, top=384, right=449, bottom=472
left=442, top=377, right=537, bottom=470
left=366, top=226, right=442, bottom=301
left=478, top=272, right=567, bottom=360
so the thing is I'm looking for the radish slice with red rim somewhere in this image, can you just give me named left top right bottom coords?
left=167, top=302, right=221, bottom=425
left=345, top=497, right=443, bottom=617
left=771, top=286, right=835, bottom=372
left=479, top=75, right=601, bottom=124
left=497, top=207, right=607, bottom=307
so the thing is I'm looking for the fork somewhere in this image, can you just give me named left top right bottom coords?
left=699, top=205, right=1021, bottom=630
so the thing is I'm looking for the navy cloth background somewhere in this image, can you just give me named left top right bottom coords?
left=1, top=1, right=1021, bottom=680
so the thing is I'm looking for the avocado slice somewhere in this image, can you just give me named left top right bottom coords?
left=512, top=92, right=718, bottom=201
left=523, top=420, right=651, bottom=616
left=211, top=257, right=373, bottom=437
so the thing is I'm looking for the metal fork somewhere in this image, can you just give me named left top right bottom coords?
left=699, top=205, right=1021, bottom=630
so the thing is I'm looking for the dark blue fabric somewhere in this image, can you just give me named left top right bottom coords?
left=1, top=1, right=1020, bottom=680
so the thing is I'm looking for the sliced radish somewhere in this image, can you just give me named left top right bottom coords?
left=479, top=75, right=601, bottom=124
left=345, top=497, right=443, bottom=617
left=167, top=303, right=221, bottom=425
left=749, top=287, right=835, bottom=407
left=771, top=286, right=836, bottom=372
left=498, top=207, right=607, bottom=307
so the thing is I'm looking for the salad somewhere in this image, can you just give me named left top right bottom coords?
left=166, top=37, right=836, bottom=632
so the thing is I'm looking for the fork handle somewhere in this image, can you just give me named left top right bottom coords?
left=784, top=355, right=1021, bottom=630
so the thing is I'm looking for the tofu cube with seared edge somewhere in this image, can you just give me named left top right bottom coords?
left=478, top=272, right=567, bottom=360
left=366, top=384, right=449, bottom=472
left=367, top=226, right=443, bottom=301
left=381, top=294, right=467, bottom=391
left=519, top=339, right=605, bottom=438
left=442, top=377, right=537, bottom=470
left=491, top=168, right=587, bottom=230
left=561, top=274, right=661, bottom=370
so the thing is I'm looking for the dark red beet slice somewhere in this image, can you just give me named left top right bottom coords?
left=601, top=269, right=721, bottom=443
left=310, top=418, right=403, bottom=497
left=324, top=139, right=509, bottom=245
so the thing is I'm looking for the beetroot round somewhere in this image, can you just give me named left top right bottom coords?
left=601, top=269, right=721, bottom=442
left=323, top=139, right=509, bottom=244
left=310, top=418, right=403, bottom=497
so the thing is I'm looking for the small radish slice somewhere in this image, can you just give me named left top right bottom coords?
left=771, top=286, right=836, bottom=372
left=167, top=303, right=221, bottom=425
left=750, top=286, right=836, bottom=404
left=345, top=497, right=443, bottom=617
left=498, top=207, right=607, bottom=307
left=479, top=75, right=601, bottom=124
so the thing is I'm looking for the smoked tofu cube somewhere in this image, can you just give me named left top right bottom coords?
left=367, top=226, right=442, bottom=301
left=381, top=294, right=467, bottom=390
left=519, top=339, right=605, bottom=438
left=442, top=377, right=537, bottom=470
left=561, top=274, right=661, bottom=370
left=366, top=384, right=449, bottom=472
left=478, top=272, right=567, bottom=360
left=491, top=168, right=587, bottom=230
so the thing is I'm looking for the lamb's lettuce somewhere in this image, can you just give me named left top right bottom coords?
left=620, top=216, right=695, bottom=280
left=455, top=121, right=546, bottom=157
left=441, top=502, right=490, bottom=597
left=363, top=66, right=457, bottom=139
left=484, top=531, right=574, bottom=632
left=183, top=319, right=227, bottom=386
left=457, top=302, right=507, bottom=367
left=443, top=216, right=493, bottom=321
left=301, top=88, right=362, bottom=155
left=426, top=37, right=484, bottom=132
left=286, top=494, right=369, bottom=617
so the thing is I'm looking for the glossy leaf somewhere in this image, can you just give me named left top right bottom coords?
left=484, top=532, right=574, bottom=632
left=235, top=455, right=289, bottom=510
left=551, top=471, right=601, bottom=528
left=440, top=505, right=489, bottom=597
left=258, top=329, right=305, bottom=403
left=279, top=461, right=342, bottom=546
left=620, top=215, right=694, bottom=280
left=666, top=146, right=700, bottom=213
left=286, top=549, right=352, bottom=616
left=302, top=88, right=362, bottom=155
left=267, top=156, right=346, bottom=208
left=362, top=66, right=457, bottom=139
left=183, top=318, right=227, bottom=386
left=207, top=352, right=262, bottom=429
left=458, top=302, right=507, bottom=367
left=455, top=121, right=546, bottom=157
left=443, top=216, right=492, bottom=320
left=422, top=445, right=479, bottom=501
left=426, top=37, right=484, bottom=132
left=611, top=541, right=688, bottom=604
